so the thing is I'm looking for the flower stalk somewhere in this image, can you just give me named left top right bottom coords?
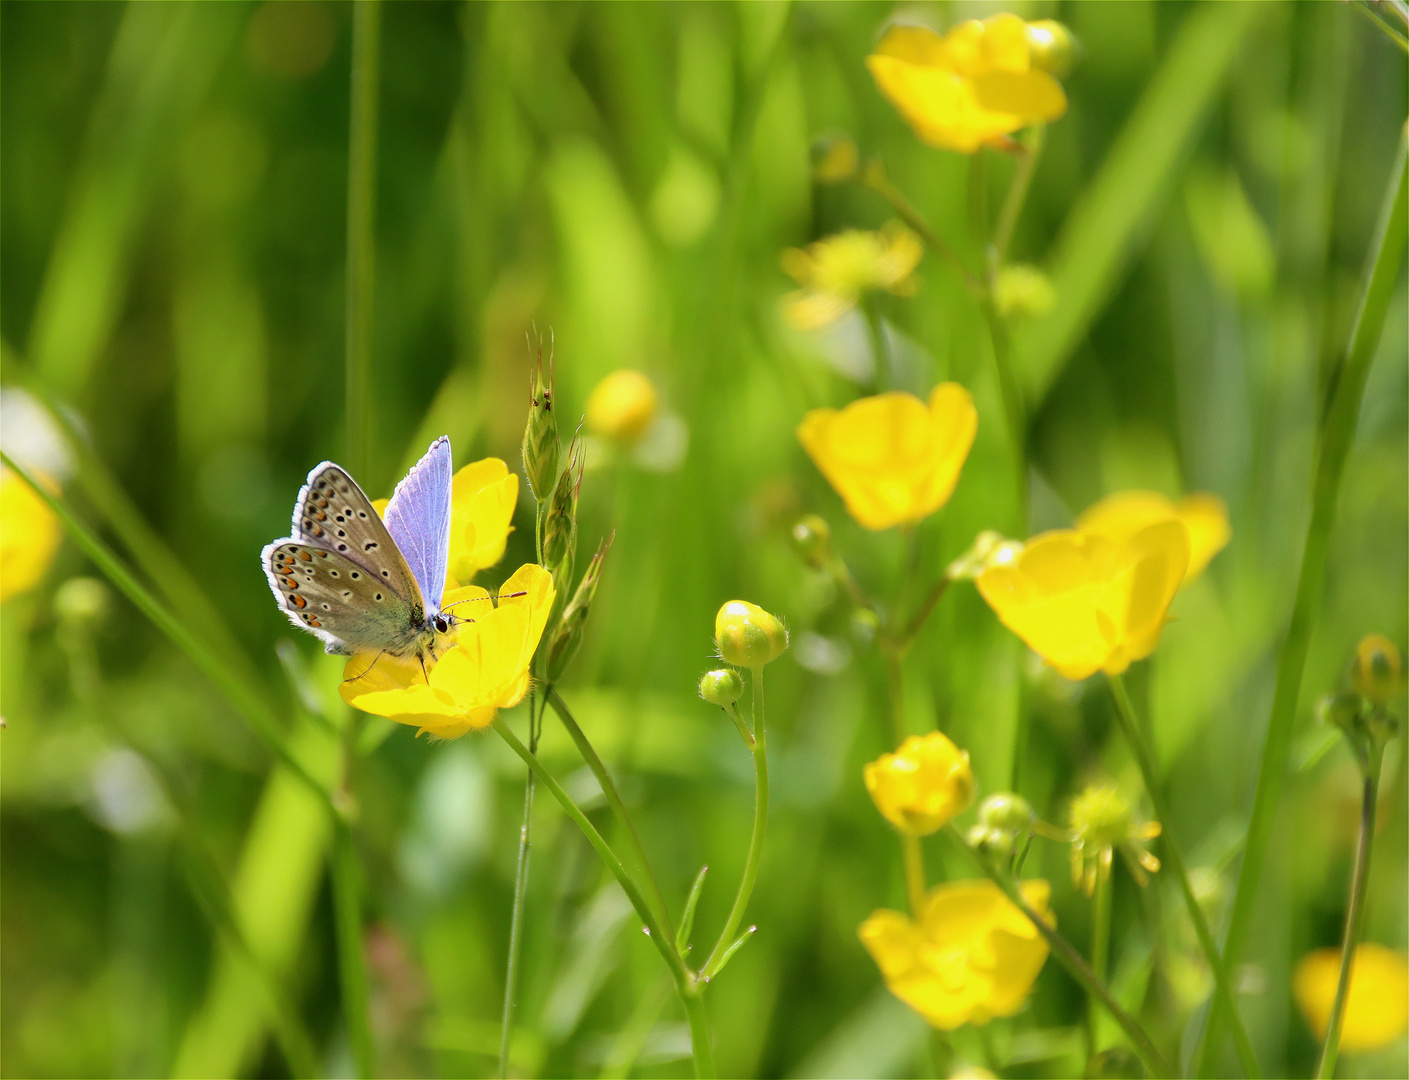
left=332, top=821, right=375, bottom=1079
left=344, top=0, right=380, bottom=482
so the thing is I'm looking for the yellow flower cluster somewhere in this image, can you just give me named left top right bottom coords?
left=344, top=458, right=551, bottom=739
left=798, top=384, right=977, bottom=531
left=864, top=732, right=974, bottom=836
left=860, top=880, right=1053, bottom=1029
left=977, top=491, right=1231, bottom=680
left=867, top=15, right=1069, bottom=154
left=781, top=223, right=922, bottom=331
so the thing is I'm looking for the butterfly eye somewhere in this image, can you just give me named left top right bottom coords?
left=433, top=615, right=450, bottom=634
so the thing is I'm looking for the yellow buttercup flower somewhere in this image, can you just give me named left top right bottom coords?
left=585, top=369, right=659, bottom=446
left=1077, top=490, right=1230, bottom=584
left=798, top=384, right=978, bottom=531
left=1294, top=944, right=1409, bottom=1052
left=867, top=15, right=1068, bottom=155
left=975, top=522, right=1189, bottom=680
left=864, top=732, right=975, bottom=836
left=859, top=879, right=1053, bottom=1029
left=447, top=459, right=518, bottom=587
left=781, top=223, right=922, bottom=330
left=1, top=466, right=63, bottom=603
left=339, top=563, right=555, bottom=739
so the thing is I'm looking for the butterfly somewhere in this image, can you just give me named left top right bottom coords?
left=263, top=436, right=469, bottom=672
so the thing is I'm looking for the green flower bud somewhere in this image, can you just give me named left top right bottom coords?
left=1352, top=634, right=1402, bottom=705
left=545, top=534, right=612, bottom=684
left=791, top=514, right=832, bottom=570
left=977, top=792, right=1034, bottom=834
left=947, top=530, right=1022, bottom=581
left=715, top=600, right=788, bottom=669
left=811, top=133, right=859, bottom=184
left=54, top=576, right=110, bottom=627
left=699, top=668, right=744, bottom=707
left=542, top=435, right=583, bottom=577
left=521, top=338, right=559, bottom=500
left=1025, top=20, right=1075, bottom=78
left=1317, top=690, right=1364, bottom=736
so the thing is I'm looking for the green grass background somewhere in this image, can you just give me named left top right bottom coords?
left=1, top=2, right=1405, bottom=1077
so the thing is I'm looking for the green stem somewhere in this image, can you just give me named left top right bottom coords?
left=884, top=647, right=907, bottom=746
left=981, top=298, right=1028, bottom=535
left=345, top=0, right=381, bottom=480
left=682, top=992, right=717, bottom=1079
left=902, top=834, right=926, bottom=915
left=859, top=164, right=978, bottom=292
left=1108, top=674, right=1260, bottom=1077
left=1316, top=763, right=1382, bottom=1079
left=901, top=577, right=950, bottom=645
left=947, top=826, right=1175, bottom=1079
left=860, top=293, right=892, bottom=391
left=991, top=126, right=1045, bottom=269
left=1, top=452, right=332, bottom=811
left=1089, top=864, right=1112, bottom=1049
left=498, top=706, right=536, bottom=1080
left=1199, top=128, right=1407, bottom=1076
left=547, top=688, right=676, bottom=943
left=489, top=718, right=688, bottom=985
left=332, top=822, right=374, bottom=1078
left=701, top=670, right=769, bottom=981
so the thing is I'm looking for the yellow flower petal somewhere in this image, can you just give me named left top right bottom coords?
left=1294, top=944, right=1409, bottom=1052
left=339, top=564, right=555, bottom=738
left=976, top=523, right=1189, bottom=680
left=1, top=466, right=63, bottom=603
left=860, top=879, right=1051, bottom=1031
left=797, top=384, right=977, bottom=531
left=448, top=459, right=519, bottom=587
left=1077, top=490, right=1230, bottom=583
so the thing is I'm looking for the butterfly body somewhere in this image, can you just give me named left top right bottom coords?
left=262, top=438, right=458, bottom=665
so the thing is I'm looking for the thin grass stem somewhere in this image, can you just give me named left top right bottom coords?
left=1198, top=124, right=1407, bottom=1075
left=1316, top=763, right=1382, bottom=1078
left=700, top=670, right=769, bottom=981
left=547, top=688, right=676, bottom=942
left=1108, top=673, right=1260, bottom=1077
left=346, top=0, right=381, bottom=480
left=498, top=696, right=537, bottom=1080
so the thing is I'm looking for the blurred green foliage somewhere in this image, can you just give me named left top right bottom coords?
left=1, top=2, right=1405, bottom=1078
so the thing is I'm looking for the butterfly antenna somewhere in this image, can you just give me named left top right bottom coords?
left=418, top=653, right=431, bottom=687
left=341, top=650, right=386, bottom=684
left=442, top=590, right=529, bottom=613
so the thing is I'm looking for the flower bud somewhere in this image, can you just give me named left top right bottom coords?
left=54, top=576, right=110, bottom=628
left=810, top=133, right=859, bottom=184
left=585, top=369, right=659, bottom=446
left=864, top=732, right=975, bottom=836
left=994, top=264, right=1056, bottom=318
left=1025, top=20, right=1075, bottom=78
left=1317, top=690, right=1364, bottom=737
left=947, top=530, right=1022, bottom=581
left=699, top=668, right=744, bottom=707
left=521, top=337, right=559, bottom=500
left=545, top=534, right=612, bottom=684
left=791, top=514, right=832, bottom=570
left=542, top=435, right=583, bottom=577
left=715, top=600, right=788, bottom=669
left=1352, top=634, right=1402, bottom=705
left=978, top=792, right=1033, bottom=833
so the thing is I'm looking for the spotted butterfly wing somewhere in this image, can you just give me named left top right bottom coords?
left=262, top=461, right=427, bottom=655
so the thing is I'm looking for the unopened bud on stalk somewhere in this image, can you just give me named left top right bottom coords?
left=968, top=792, right=1034, bottom=855
left=1025, top=20, right=1075, bottom=77
left=791, top=514, right=832, bottom=570
left=521, top=336, right=559, bottom=500
left=1317, top=690, right=1364, bottom=737
left=715, top=600, right=788, bottom=669
left=542, top=433, right=583, bottom=581
left=1352, top=634, right=1402, bottom=706
left=699, top=668, right=744, bottom=707
left=947, top=530, right=1022, bottom=581
left=54, top=576, right=110, bottom=628
left=545, top=533, right=612, bottom=684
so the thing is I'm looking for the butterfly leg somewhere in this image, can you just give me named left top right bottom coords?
left=341, top=650, right=387, bottom=684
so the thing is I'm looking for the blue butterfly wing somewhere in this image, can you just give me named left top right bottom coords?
left=383, top=436, right=453, bottom=615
